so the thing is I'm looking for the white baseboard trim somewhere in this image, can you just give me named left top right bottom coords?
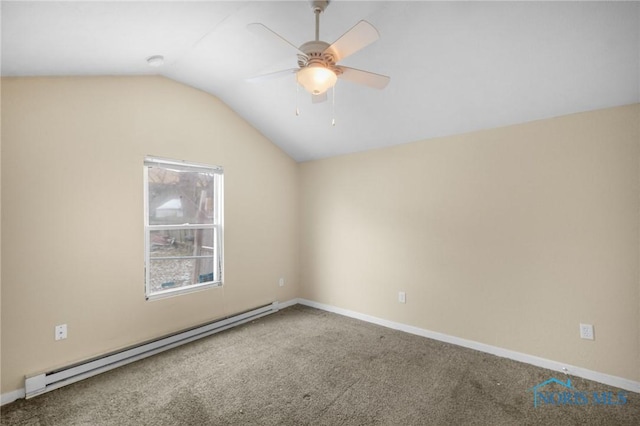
left=275, top=298, right=299, bottom=310
left=297, top=298, right=640, bottom=394
left=1, top=388, right=25, bottom=406
left=3, top=297, right=638, bottom=405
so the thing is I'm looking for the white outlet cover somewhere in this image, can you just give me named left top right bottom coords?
left=55, top=324, right=67, bottom=341
left=398, top=291, right=406, bottom=304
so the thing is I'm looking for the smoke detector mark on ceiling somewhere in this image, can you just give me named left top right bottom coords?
left=146, top=55, right=165, bottom=67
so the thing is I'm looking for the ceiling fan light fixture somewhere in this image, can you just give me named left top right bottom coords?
left=296, top=65, right=337, bottom=95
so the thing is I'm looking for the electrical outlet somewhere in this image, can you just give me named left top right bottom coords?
left=398, top=291, right=406, bottom=304
left=55, top=324, right=67, bottom=341
left=278, top=278, right=285, bottom=287
left=579, top=323, right=594, bottom=340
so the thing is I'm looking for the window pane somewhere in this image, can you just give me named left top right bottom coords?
left=148, top=228, right=217, bottom=293
left=149, top=229, right=214, bottom=258
left=149, top=258, right=199, bottom=292
left=148, top=258, right=215, bottom=293
left=147, top=166, right=215, bottom=226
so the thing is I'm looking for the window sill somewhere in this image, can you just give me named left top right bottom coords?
left=146, top=281, right=222, bottom=301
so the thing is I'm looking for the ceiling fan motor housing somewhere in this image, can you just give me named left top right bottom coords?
left=297, top=40, right=342, bottom=75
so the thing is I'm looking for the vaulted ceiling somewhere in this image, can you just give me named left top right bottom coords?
left=2, top=1, right=639, bottom=162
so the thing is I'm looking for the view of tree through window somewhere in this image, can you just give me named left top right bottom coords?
left=144, top=157, right=223, bottom=299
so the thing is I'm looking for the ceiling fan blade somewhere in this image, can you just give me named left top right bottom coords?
left=337, top=66, right=390, bottom=90
left=312, top=92, right=328, bottom=104
left=247, top=23, right=305, bottom=56
left=324, top=20, right=379, bottom=62
left=247, top=68, right=298, bottom=83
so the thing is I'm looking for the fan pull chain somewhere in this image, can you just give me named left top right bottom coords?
left=295, top=84, right=300, bottom=116
left=331, top=85, right=336, bottom=126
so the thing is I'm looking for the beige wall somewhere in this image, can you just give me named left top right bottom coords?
left=1, top=76, right=638, bottom=395
left=300, top=104, right=640, bottom=382
left=0, top=76, right=299, bottom=393
left=1, top=79, right=3, bottom=390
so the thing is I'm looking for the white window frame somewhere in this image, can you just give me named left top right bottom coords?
left=143, top=156, right=223, bottom=300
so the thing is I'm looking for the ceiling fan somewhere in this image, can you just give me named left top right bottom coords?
left=247, top=0, right=390, bottom=103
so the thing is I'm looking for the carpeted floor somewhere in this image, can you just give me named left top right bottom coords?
left=1, top=305, right=638, bottom=425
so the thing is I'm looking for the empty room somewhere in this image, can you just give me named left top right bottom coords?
left=1, top=1, right=639, bottom=424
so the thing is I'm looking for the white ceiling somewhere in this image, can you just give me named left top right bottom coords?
left=2, top=1, right=639, bottom=162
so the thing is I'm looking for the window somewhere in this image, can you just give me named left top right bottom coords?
left=144, top=156, right=223, bottom=300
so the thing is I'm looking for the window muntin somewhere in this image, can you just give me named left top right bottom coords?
left=144, top=157, right=223, bottom=300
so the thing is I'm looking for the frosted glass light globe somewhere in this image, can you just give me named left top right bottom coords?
left=296, top=65, right=337, bottom=95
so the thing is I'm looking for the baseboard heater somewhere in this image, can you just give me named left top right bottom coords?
left=25, top=301, right=281, bottom=399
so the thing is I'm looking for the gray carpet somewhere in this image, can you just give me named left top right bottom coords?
left=2, top=305, right=638, bottom=425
